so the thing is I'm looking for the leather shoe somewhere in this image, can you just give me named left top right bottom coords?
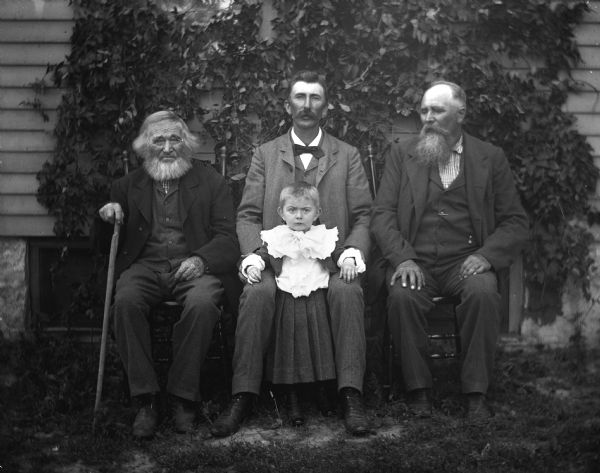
left=340, top=387, right=370, bottom=436
left=173, top=397, right=196, bottom=433
left=288, top=388, right=304, bottom=426
left=210, top=393, right=253, bottom=437
left=408, top=389, right=432, bottom=417
left=132, top=401, right=158, bottom=438
left=466, top=393, right=494, bottom=422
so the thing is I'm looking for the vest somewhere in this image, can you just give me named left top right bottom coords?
left=412, top=163, right=477, bottom=269
left=137, top=180, right=189, bottom=272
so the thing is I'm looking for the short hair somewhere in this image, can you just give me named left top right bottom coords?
left=279, top=181, right=320, bottom=208
left=288, top=70, right=328, bottom=103
left=132, top=110, right=201, bottom=157
left=428, top=80, right=467, bottom=107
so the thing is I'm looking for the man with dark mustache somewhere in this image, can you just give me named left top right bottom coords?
left=98, top=111, right=239, bottom=437
left=371, top=81, right=528, bottom=420
left=211, top=70, right=373, bottom=437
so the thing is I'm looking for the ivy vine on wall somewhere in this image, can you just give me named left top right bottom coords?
left=35, top=0, right=598, bottom=324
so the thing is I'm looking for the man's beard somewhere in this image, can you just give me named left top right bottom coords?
left=414, top=125, right=451, bottom=167
left=143, top=154, right=192, bottom=181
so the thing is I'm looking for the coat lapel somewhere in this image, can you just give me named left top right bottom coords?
left=316, top=132, right=337, bottom=187
left=462, top=133, right=489, bottom=244
left=179, top=168, right=201, bottom=224
left=405, top=144, right=429, bottom=229
left=132, top=171, right=152, bottom=224
left=278, top=133, right=296, bottom=171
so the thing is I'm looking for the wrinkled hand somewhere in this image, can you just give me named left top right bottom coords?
left=390, top=259, right=425, bottom=290
left=98, top=202, right=124, bottom=224
left=174, top=256, right=205, bottom=282
left=246, top=266, right=262, bottom=284
left=459, top=254, right=491, bottom=280
left=339, top=258, right=358, bottom=283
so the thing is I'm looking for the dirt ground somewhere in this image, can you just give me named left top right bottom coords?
left=1, top=335, right=599, bottom=473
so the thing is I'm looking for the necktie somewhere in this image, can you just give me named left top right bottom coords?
left=293, top=144, right=324, bottom=158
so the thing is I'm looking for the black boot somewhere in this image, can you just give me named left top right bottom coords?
left=288, top=387, right=304, bottom=427
left=210, top=393, right=253, bottom=437
left=132, top=393, right=159, bottom=438
left=339, top=387, right=370, bottom=436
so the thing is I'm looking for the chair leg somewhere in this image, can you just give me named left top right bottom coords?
left=382, top=321, right=394, bottom=400
left=215, top=314, right=230, bottom=384
left=452, top=301, right=461, bottom=356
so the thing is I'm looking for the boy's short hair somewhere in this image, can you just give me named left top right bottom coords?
left=279, top=181, right=320, bottom=208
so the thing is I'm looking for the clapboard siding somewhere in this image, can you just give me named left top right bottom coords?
left=0, top=152, right=52, bottom=173
left=565, top=93, right=600, bottom=113
left=0, top=1, right=73, bottom=20
left=0, top=131, right=55, bottom=151
left=0, top=43, right=71, bottom=65
left=0, top=195, right=46, bottom=214
left=0, top=174, right=40, bottom=194
left=577, top=23, right=600, bottom=44
left=0, top=87, right=64, bottom=109
left=0, top=66, right=54, bottom=87
left=0, top=0, right=72, bottom=237
left=0, top=20, right=72, bottom=42
left=577, top=0, right=600, bottom=163
left=0, top=216, right=56, bottom=236
left=0, top=110, right=57, bottom=130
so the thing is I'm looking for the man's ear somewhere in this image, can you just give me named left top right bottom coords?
left=284, top=100, right=292, bottom=116
left=457, top=105, right=466, bottom=124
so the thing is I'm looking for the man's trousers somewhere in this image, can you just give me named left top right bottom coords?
left=113, top=262, right=224, bottom=402
left=386, top=260, right=501, bottom=394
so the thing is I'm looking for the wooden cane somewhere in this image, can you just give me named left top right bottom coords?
left=93, top=220, right=121, bottom=430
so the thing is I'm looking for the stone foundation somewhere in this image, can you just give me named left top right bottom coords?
left=0, top=238, right=27, bottom=339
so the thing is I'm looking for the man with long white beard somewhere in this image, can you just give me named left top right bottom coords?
left=371, top=81, right=528, bottom=420
left=98, top=111, right=239, bottom=437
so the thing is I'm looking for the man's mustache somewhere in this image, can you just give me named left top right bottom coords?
left=421, top=124, right=449, bottom=136
left=299, top=110, right=317, bottom=119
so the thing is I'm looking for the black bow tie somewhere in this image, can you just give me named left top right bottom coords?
left=293, top=144, right=323, bottom=158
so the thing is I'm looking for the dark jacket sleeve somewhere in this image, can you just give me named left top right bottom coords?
left=474, top=146, right=529, bottom=270
left=370, top=143, right=419, bottom=269
left=189, top=166, right=240, bottom=274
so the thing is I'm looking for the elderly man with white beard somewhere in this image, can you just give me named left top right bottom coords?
left=370, top=81, right=528, bottom=420
left=98, top=111, right=239, bottom=438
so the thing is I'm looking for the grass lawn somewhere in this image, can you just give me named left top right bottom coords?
left=1, top=334, right=599, bottom=473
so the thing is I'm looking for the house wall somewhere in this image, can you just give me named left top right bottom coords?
left=0, top=0, right=599, bottom=344
left=521, top=2, right=600, bottom=348
left=0, top=0, right=72, bottom=337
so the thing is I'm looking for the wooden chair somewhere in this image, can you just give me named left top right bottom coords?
left=382, top=295, right=461, bottom=399
left=149, top=299, right=231, bottom=391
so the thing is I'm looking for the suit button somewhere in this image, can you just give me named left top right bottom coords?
left=138, top=226, right=143, bottom=231
left=123, top=250, right=128, bottom=255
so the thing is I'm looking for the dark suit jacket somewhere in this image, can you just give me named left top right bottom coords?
left=371, top=132, right=529, bottom=272
left=236, top=130, right=373, bottom=257
left=105, top=161, right=240, bottom=280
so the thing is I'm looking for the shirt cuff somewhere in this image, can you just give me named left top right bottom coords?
left=241, top=254, right=265, bottom=277
left=337, top=248, right=366, bottom=273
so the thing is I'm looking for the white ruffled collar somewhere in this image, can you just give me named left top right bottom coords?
left=261, top=224, right=338, bottom=259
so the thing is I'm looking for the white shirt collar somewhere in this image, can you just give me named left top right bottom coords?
left=290, top=127, right=322, bottom=147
